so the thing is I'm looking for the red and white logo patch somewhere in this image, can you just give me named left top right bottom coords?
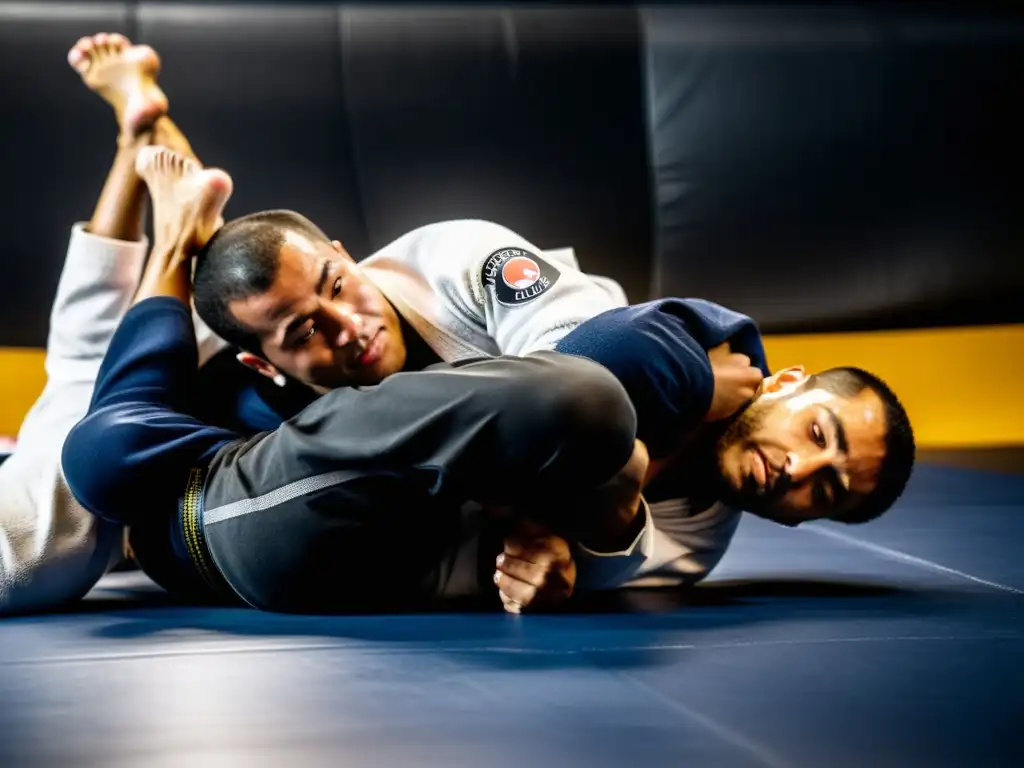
left=482, top=247, right=559, bottom=307
left=501, top=256, right=542, bottom=290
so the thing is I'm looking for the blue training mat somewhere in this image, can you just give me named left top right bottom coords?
left=2, top=463, right=1022, bottom=767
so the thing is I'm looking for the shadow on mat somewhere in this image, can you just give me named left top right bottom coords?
left=81, top=576, right=985, bottom=663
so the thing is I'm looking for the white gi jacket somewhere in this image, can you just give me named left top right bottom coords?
left=359, top=219, right=742, bottom=594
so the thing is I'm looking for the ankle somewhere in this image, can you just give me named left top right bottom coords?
left=116, top=128, right=153, bottom=150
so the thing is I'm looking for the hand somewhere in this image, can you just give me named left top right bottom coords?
left=494, top=519, right=576, bottom=613
left=705, top=341, right=764, bottom=422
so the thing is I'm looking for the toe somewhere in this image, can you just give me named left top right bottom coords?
left=107, top=33, right=130, bottom=50
left=134, top=146, right=160, bottom=177
left=68, top=37, right=94, bottom=71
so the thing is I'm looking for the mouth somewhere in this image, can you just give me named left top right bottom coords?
left=355, top=329, right=384, bottom=368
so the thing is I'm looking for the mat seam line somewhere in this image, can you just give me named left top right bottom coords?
left=803, top=524, right=1024, bottom=595
left=610, top=669, right=796, bottom=768
left=5, top=632, right=1020, bottom=666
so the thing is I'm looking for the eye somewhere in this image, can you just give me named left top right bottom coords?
left=332, top=276, right=344, bottom=297
left=294, top=324, right=316, bottom=345
left=810, top=422, right=826, bottom=448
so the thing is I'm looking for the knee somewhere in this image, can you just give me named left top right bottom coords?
left=523, top=352, right=638, bottom=481
left=62, top=410, right=136, bottom=524
left=62, top=416, right=101, bottom=515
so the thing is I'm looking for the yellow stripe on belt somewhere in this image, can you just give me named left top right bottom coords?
left=181, top=466, right=218, bottom=590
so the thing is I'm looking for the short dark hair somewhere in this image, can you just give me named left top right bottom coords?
left=193, top=209, right=330, bottom=354
left=804, top=366, right=915, bottom=524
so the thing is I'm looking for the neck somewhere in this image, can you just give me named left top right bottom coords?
left=642, top=422, right=729, bottom=507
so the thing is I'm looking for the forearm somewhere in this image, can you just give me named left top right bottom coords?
left=574, top=495, right=646, bottom=554
left=553, top=439, right=649, bottom=554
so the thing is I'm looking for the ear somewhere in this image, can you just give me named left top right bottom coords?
left=235, top=351, right=287, bottom=388
left=760, top=365, right=807, bottom=396
left=330, top=239, right=354, bottom=263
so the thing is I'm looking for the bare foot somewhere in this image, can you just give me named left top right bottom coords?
left=68, top=32, right=168, bottom=141
left=135, top=146, right=233, bottom=258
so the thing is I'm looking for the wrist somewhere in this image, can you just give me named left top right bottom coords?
left=576, top=491, right=643, bottom=553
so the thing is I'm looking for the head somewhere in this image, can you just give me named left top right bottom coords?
left=193, top=210, right=406, bottom=391
left=713, top=365, right=915, bottom=527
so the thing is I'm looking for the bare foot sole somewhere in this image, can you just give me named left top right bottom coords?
left=68, top=32, right=169, bottom=140
left=135, top=146, right=233, bottom=254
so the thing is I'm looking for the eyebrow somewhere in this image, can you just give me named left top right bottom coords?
left=315, top=259, right=330, bottom=296
left=825, top=406, right=849, bottom=456
left=822, top=406, right=850, bottom=505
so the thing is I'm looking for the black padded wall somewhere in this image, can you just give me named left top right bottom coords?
left=5, top=2, right=1018, bottom=350
left=0, top=3, right=133, bottom=348
left=135, top=3, right=373, bottom=258
left=340, top=7, right=652, bottom=299
left=0, top=2, right=653, bottom=349
left=644, top=4, right=1024, bottom=334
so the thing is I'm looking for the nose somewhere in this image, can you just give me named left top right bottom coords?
left=784, top=449, right=834, bottom=484
left=321, top=302, right=363, bottom=348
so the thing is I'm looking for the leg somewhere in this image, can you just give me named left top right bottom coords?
left=62, top=149, right=233, bottom=526
left=1, top=35, right=173, bottom=613
left=68, top=34, right=205, bottom=239
left=153, top=117, right=198, bottom=160
left=68, top=33, right=169, bottom=241
left=133, top=147, right=231, bottom=303
left=69, top=34, right=227, bottom=361
left=201, top=352, right=638, bottom=613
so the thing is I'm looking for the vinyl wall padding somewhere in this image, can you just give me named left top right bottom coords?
left=1, top=2, right=1020, bottom=352
left=134, top=3, right=374, bottom=257
left=644, top=4, right=1024, bottom=334
left=0, top=2, right=652, bottom=349
left=339, top=7, right=653, bottom=302
left=0, top=3, right=134, bottom=348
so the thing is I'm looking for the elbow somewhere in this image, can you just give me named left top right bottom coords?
left=62, top=411, right=137, bottom=526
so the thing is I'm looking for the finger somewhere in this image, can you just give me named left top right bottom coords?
left=502, top=538, right=563, bottom=564
left=497, top=553, right=550, bottom=588
left=499, top=590, right=523, bottom=614
left=494, top=570, right=537, bottom=608
left=728, top=353, right=751, bottom=368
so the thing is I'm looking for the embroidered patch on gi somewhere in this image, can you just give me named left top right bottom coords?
left=481, top=247, right=560, bottom=307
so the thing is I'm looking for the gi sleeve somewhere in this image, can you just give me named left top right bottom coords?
left=573, top=498, right=743, bottom=590
left=555, top=301, right=717, bottom=460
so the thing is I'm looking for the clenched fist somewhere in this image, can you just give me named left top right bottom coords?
left=494, top=519, right=576, bottom=613
left=704, top=341, right=764, bottom=422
